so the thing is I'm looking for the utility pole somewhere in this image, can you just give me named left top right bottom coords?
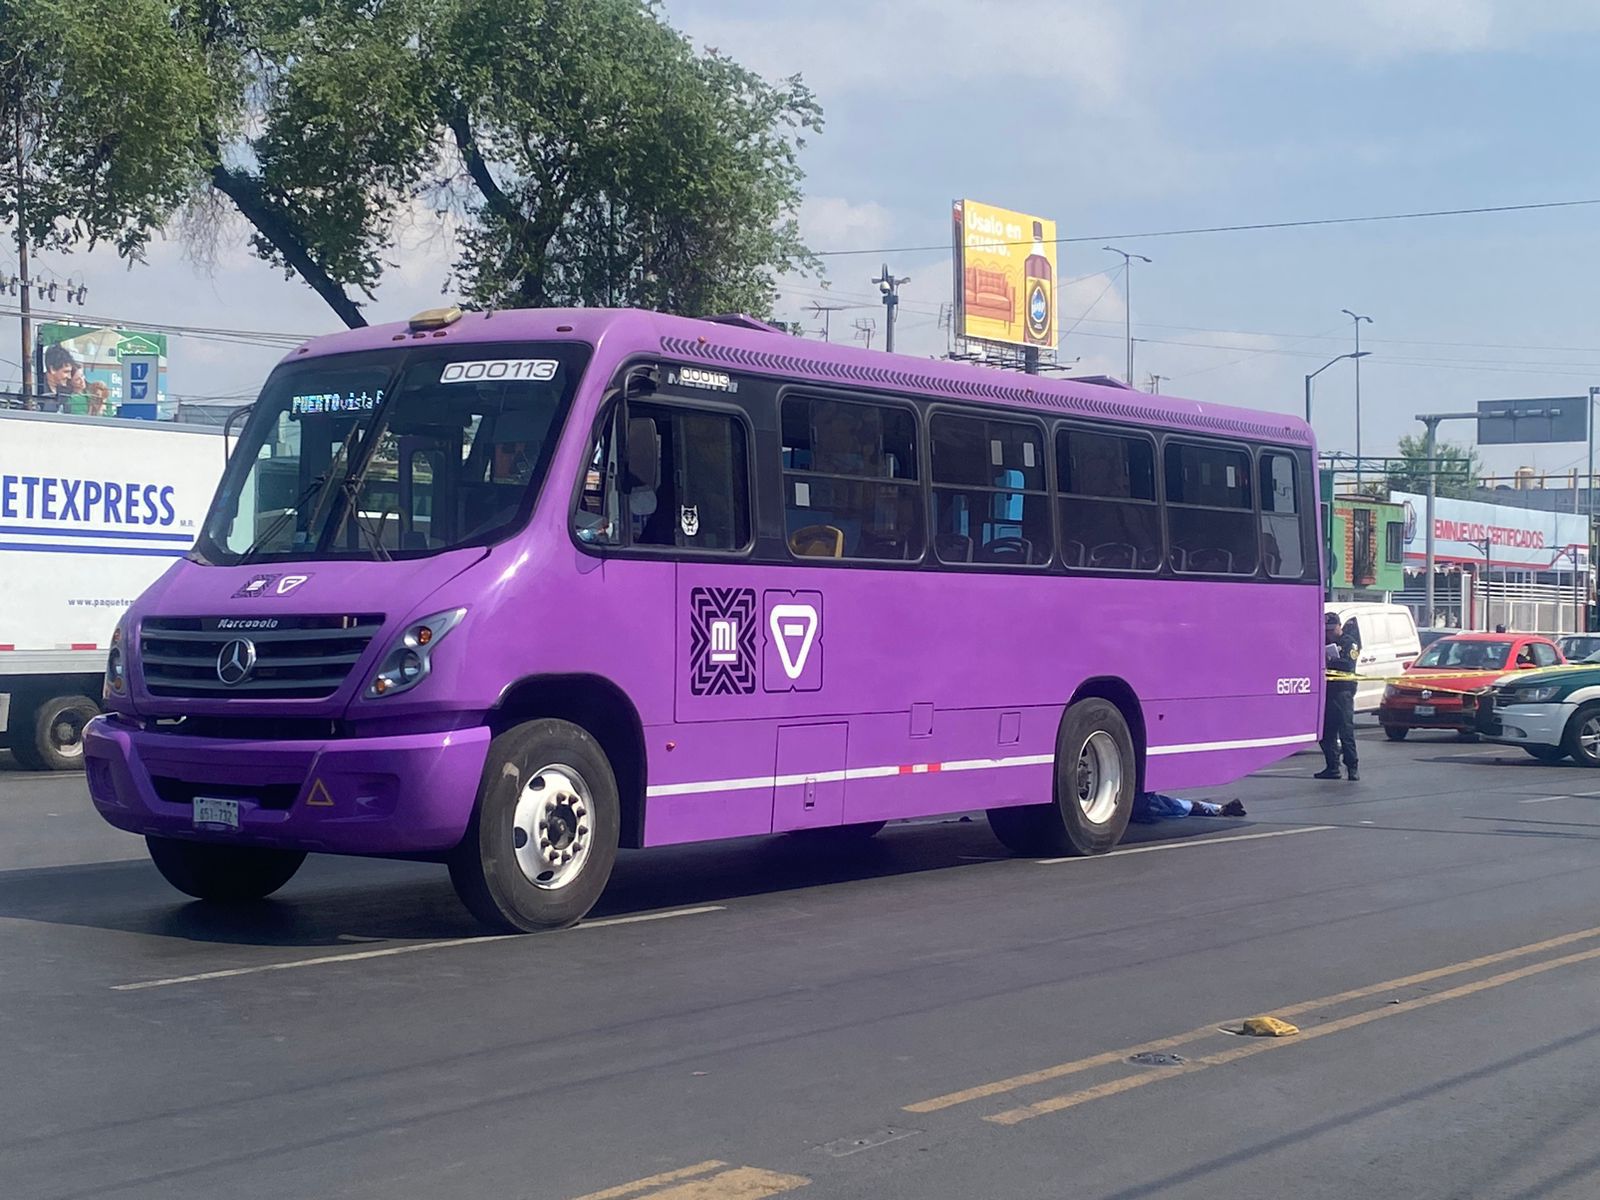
left=1342, top=309, right=1373, bottom=488
left=806, top=300, right=847, bottom=343
left=14, top=81, right=32, bottom=407
left=872, top=264, right=909, bottom=353
left=1147, top=373, right=1164, bottom=394
left=1103, top=246, right=1151, bottom=384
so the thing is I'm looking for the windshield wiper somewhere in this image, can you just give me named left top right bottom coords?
left=235, top=472, right=333, bottom=565
left=236, top=426, right=361, bottom=565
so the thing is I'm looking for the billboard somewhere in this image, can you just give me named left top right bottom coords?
left=952, top=199, right=1057, bottom=351
left=1392, top=491, right=1588, bottom=570
left=34, top=323, right=169, bottom=418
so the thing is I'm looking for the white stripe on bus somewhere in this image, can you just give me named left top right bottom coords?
left=644, top=735, right=1313, bottom=799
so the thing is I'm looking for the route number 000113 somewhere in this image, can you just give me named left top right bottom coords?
left=1276, top=677, right=1312, bottom=695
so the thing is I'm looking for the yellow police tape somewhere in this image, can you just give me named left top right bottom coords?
left=1326, top=659, right=1598, bottom=698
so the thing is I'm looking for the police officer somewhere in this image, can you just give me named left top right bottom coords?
left=1317, top=612, right=1360, bottom=781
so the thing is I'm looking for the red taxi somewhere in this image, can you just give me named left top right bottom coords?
left=1378, top=632, right=1564, bottom=740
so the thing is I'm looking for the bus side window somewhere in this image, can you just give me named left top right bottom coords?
left=930, top=412, right=1050, bottom=567
left=1259, top=451, right=1304, bottom=578
left=781, top=396, right=922, bottom=562
left=574, top=407, right=623, bottom=546
left=626, top=404, right=751, bottom=552
left=1056, top=426, right=1161, bottom=572
left=1165, top=440, right=1258, bottom=576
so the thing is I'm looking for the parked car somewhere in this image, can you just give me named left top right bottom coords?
left=1556, top=634, right=1600, bottom=662
left=1479, top=652, right=1600, bottom=764
left=1379, top=632, right=1564, bottom=740
left=1327, top=603, right=1423, bottom=712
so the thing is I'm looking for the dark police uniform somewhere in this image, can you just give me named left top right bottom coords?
left=1319, top=622, right=1360, bottom=779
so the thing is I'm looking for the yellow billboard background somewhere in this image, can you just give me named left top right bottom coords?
left=954, top=199, right=1057, bottom=350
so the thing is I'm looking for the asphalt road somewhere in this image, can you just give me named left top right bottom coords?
left=4, top=725, right=1600, bottom=1200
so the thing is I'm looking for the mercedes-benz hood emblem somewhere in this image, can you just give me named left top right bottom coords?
left=216, top=638, right=257, bottom=686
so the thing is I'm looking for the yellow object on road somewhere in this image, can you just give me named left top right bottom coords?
left=1241, top=1016, right=1300, bottom=1037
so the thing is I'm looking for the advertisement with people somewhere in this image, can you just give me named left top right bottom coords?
left=32, top=323, right=170, bottom=418
left=951, top=199, right=1058, bottom=351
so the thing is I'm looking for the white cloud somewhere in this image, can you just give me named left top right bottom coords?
left=671, top=0, right=1130, bottom=107
left=799, top=196, right=896, bottom=253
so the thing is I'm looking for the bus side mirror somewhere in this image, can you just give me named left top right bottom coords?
left=625, top=417, right=660, bottom=492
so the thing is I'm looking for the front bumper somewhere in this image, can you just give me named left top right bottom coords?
left=83, top=716, right=491, bottom=855
left=1476, top=700, right=1571, bottom=748
left=1378, top=699, right=1475, bottom=731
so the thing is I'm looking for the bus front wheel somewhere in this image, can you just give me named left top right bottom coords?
left=449, top=718, right=621, bottom=932
left=987, top=697, right=1136, bottom=858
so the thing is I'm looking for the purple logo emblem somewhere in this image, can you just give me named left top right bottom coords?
left=232, top=574, right=279, bottom=598
left=689, top=586, right=757, bottom=696
left=763, top=590, right=823, bottom=692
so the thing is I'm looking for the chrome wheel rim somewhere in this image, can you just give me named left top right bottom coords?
left=511, top=765, right=593, bottom=890
left=1580, top=717, right=1600, bottom=760
left=49, top=709, right=86, bottom=760
left=1076, top=731, right=1122, bottom=825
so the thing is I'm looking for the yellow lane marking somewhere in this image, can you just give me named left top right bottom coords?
left=905, top=921, right=1600, bottom=1113
left=986, top=941, right=1600, bottom=1125
left=569, top=1161, right=726, bottom=1200
left=1035, top=825, right=1333, bottom=864
left=647, top=1168, right=810, bottom=1200
left=569, top=1165, right=808, bottom=1200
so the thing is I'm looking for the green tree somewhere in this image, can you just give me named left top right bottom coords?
left=10, top=0, right=820, bottom=328
left=1384, top=434, right=1482, bottom=499
left=0, top=0, right=212, bottom=258
left=430, top=0, right=822, bottom=316
left=176, top=0, right=437, bottom=327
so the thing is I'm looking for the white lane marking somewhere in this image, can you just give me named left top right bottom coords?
left=1036, top=825, right=1334, bottom=865
left=111, top=906, right=725, bottom=992
left=648, top=736, right=1318, bottom=799
left=1520, top=795, right=1562, bottom=804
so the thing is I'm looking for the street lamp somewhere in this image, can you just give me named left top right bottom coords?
left=1305, top=350, right=1371, bottom=425
left=1103, top=246, right=1151, bottom=385
left=1341, top=309, right=1374, bottom=486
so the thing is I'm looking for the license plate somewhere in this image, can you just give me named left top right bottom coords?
left=193, top=797, right=240, bottom=829
left=1415, top=705, right=1436, bottom=717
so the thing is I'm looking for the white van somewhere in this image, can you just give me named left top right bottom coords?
left=1326, top=603, right=1423, bottom=713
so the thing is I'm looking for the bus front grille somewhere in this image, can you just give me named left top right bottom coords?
left=139, top=615, right=384, bottom=700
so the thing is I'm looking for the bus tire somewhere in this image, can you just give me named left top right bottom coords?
left=448, top=718, right=620, bottom=932
left=11, top=693, right=100, bottom=772
left=987, top=697, right=1135, bottom=857
left=145, top=837, right=306, bottom=901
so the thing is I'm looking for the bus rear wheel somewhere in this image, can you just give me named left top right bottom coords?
left=145, top=837, right=306, bottom=901
left=449, top=718, right=620, bottom=932
left=987, top=697, right=1136, bottom=857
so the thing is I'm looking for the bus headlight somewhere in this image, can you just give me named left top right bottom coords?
left=366, top=608, right=466, bottom=698
left=104, top=622, right=127, bottom=699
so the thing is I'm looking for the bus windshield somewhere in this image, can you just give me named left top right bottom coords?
left=195, top=343, right=590, bottom=564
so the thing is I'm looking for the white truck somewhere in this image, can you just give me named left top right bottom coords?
left=0, top=409, right=229, bottom=769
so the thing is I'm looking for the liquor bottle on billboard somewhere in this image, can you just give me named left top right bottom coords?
left=1023, top=221, right=1053, bottom=346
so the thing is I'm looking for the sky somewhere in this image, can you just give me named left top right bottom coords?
left=8, top=0, right=1600, bottom=481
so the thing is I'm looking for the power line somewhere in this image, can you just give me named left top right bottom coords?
left=0, top=304, right=314, bottom=347
left=813, top=197, right=1600, bottom=258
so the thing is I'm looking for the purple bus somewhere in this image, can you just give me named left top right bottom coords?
left=84, top=307, right=1322, bottom=931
